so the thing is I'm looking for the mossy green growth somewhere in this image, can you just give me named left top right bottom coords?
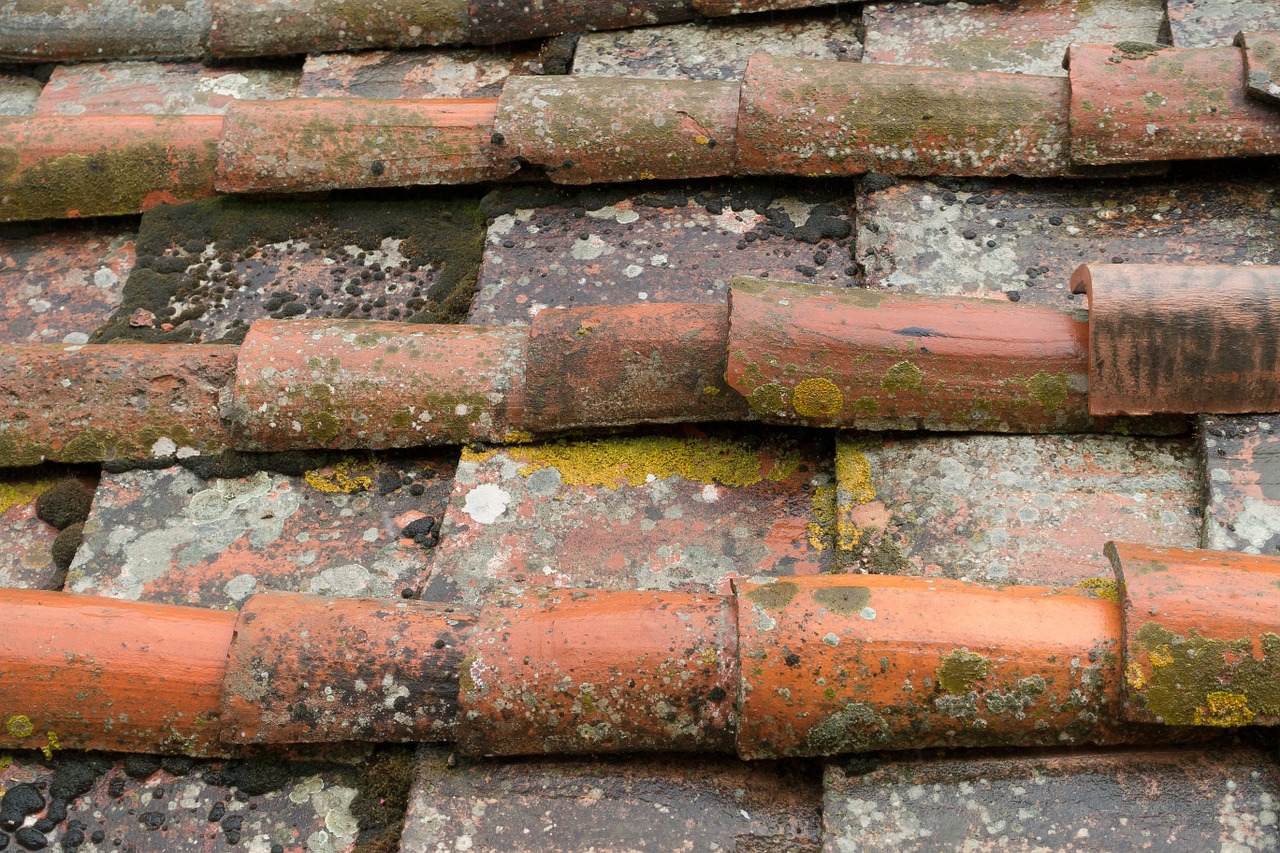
left=1021, top=371, right=1070, bottom=412
left=746, top=580, right=799, bottom=611
left=812, top=585, right=870, bottom=616
left=801, top=701, right=891, bottom=756
left=880, top=360, right=923, bottom=392
left=1075, top=577, right=1120, bottom=603
left=747, top=382, right=787, bottom=417
left=936, top=648, right=992, bottom=695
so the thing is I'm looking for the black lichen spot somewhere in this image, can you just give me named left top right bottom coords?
left=123, top=755, right=161, bottom=780
left=784, top=652, right=802, bottom=667
left=0, top=785, right=44, bottom=832
left=34, top=479, right=92, bottom=531
left=48, top=522, right=84, bottom=586
left=137, top=812, right=165, bottom=831
left=12, top=827, right=45, bottom=851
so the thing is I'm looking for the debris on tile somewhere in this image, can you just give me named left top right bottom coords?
left=33, top=61, right=300, bottom=116
left=1167, top=0, right=1278, bottom=47
left=1199, top=413, right=1280, bottom=554
left=0, top=72, right=41, bottom=116
left=298, top=47, right=540, bottom=98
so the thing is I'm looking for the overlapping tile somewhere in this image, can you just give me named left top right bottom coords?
left=0, top=72, right=40, bottom=116
left=298, top=47, right=539, bottom=98
left=468, top=184, right=855, bottom=325
left=862, top=0, right=1163, bottom=76
left=0, top=0, right=211, bottom=61
left=33, top=61, right=299, bottom=116
left=1199, top=414, right=1280, bottom=554
left=1167, top=0, right=1277, bottom=47
left=835, top=433, right=1200, bottom=585
left=68, top=452, right=455, bottom=608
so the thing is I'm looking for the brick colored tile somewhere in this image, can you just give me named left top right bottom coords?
left=468, top=186, right=855, bottom=325
left=68, top=452, right=455, bottom=608
left=856, top=176, right=1280, bottom=309
left=1200, top=413, right=1280, bottom=553
left=400, top=747, right=823, bottom=852
left=0, top=73, right=41, bottom=116
left=1242, top=31, right=1280, bottom=106
left=298, top=48, right=539, bottom=98
left=862, top=0, right=1163, bottom=76
left=823, top=747, right=1280, bottom=852
left=1168, top=0, right=1277, bottom=47
left=423, top=428, right=836, bottom=606
left=467, top=0, right=694, bottom=46
left=572, top=13, right=861, bottom=80
left=835, top=433, right=1200, bottom=585
left=0, top=0, right=209, bottom=61
left=0, top=226, right=133, bottom=345
left=210, top=0, right=469, bottom=58
left=34, top=61, right=299, bottom=117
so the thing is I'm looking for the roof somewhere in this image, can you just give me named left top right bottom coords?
left=2, top=1, right=1280, bottom=851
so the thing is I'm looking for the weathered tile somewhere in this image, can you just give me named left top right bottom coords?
left=572, top=13, right=861, bottom=80
left=823, top=747, right=1280, bottom=852
left=836, top=433, right=1200, bottom=585
left=0, top=473, right=86, bottom=590
left=401, top=747, right=823, bottom=852
left=68, top=452, right=455, bottom=608
left=469, top=184, right=855, bottom=325
left=298, top=47, right=539, bottom=98
left=96, top=196, right=486, bottom=345
left=0, top=72, right=41, bottom=116
left=856, top=176, right=1280, bottom=309
left=1168, top=0, right=1278, bottom=47
left=862, top=0, right=1163, bottom=76
left=1200, top=414, right=1280, bottom=554
left=424, top=428, right=836, bottom=606
left=33, top=61, right=299, bottom=116
left=0, top=226, right=133, bottom=345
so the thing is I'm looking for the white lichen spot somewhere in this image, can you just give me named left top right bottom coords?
left=462, top=483, right=510, bottom=525
left=224, top=573, right=258, bottom=601
left=860, top=606, right=877, bottom=621
left=151, top=437, right=177, bottom=457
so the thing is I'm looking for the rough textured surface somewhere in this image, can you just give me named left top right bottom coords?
left=424, top=428, right=836, bottom=606
left=1200, top=413, right=1280, bottom=554
left=0, top=72, right=41, bottom=116
left=836, top=433, right=1200, bottom=585
left=401, top=747, right=823, bottom=852
left=68, top=453, right=455, bottom=608
left=0, top=0, right=210, bottom=61
left=862, top=0, right=1164, bottom=76
left=468, top=185, right=856, bottom=326
left=298, top=46, right=539, bottom=98
left=0, top=472, right=83, bottom=590
left=468, top=0, right=694, bottom=46
left=0, top=225, right=133, bottom=345
left=1168, top=0, right=1278, bottom=47
left=209, top=0, right=469, bottom=57
left=573, top=12, right=862, bottom=79
left=824, top=747, right=1280, bottom=851
left=33, top=61, right=299, bottom=116
left=1241, top=31, right=1280, bottom=106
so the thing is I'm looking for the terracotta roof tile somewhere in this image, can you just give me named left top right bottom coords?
left=1167, top=0, right=1277, bottom=47
left=33, top=60, right=299, bottom=116
left=297, top=46, right=540, bottom=99
left=1199, top=413, right=1280, bottom=553
left=0, top=0, right=210, bottom=61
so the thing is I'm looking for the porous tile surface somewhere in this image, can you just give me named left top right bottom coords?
left=863, top=0, right=1164, bottom=76
left=68, top=454, right=454, bottom=608
left=1200, top=413, right=1280, bottom=554
left=1167, top=0, right=1279, bottom=47
left=424, top=429, right=836, bottom=606
left=573, top=13, right=862, bottom=80
left=823, top=747, right=1280, bottom=852
left=0, top=475, right=65, bottom=590
left=856, top=175, right=1280, bottom=308
left=836, top=434, right=1201, bottom=585
left=469, top=185, right=855, bottom=325
left=298, top=47, right=539, bottom=98
left=0, top=73, right=41, bottom=116
left=33, top=61, right=299, bottom=116
left=401, top=748, right=823, bottom=852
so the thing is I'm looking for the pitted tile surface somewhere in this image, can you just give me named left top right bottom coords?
left=0, top=72, right=41, bottom=116
left=33, top=61, right=299, bottom=116
left=1168, top=0, right=1278, bottom=47
left=298, top=47, right=539, bottom=98
left=1200, top=414, right=1280, bottom=554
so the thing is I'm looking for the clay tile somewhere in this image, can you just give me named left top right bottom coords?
left=493, top=76, right=740, bottom=184
left=736, top=55, right=1072, bottom=178
left=215, top=98, right=516, bottom=194
left=692, top=0, right=817, bottom=15
left=0, top=115, right=222, bottom=222
left=1237, top=31, right=1280, bottom=106
left=0, top=0, right=209, bottom=62
left=725, top=277, right=1093, bottom=432
left=1109, top=542, right=1280, bottom=728
left=1070, top=263, right=1280, bottom=415
left=1066, top=42, right=1280, bottom=165
left=466, top=0, right=693, bottom=46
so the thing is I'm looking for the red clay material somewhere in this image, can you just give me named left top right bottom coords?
left=694, top=0, right=825, bottom=15
left=0, top=0, right=209, bottom=61
left=1239, top=31, right=1280, bottom=105
left=522, top=303, right=749, bottom=433
left=467, top=0, right=693, bottom=46
left=725, top=277, right=1092, bottom=432
left=216, top=98, right=513, bottom=193
left=0, top=589, right=235, bottom=755
left=1111, top=542, right=1280, bottom=728
left=457, top=588, right=738, bottom=756
left=736, top=55, right=1071, bottom=178
left=221, top=593, right=475, bottom=744
left=0, top=343, right=236, bottom=467
left=735, top=574, right=1124, bottom=759
left=209, top=0, right=469, bottom=57
left=494, top=76, right=739, bottom=184
left=1068, top=42, right=1280, bottom=165
left=228, top=319, right=528, bottom=451
left=1070, top=263, right=1280, bottom=415
left=0, top=115, right=221, bottom=222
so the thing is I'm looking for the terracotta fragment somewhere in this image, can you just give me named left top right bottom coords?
left=0, top=589, right=235, bottom=755
left=1239, top=31, right=1280, bottom=106
left=467, top=0, right=693, bottom=46
left=0, top=0, right=210, bottom=61
left=522, top=303, right=749, bottom=432
left=1111, top=542, right=1280, bottom=728
left=493, top=76, right=739, bottom=184
left=735, top=574, right=1125, bottom=759
left=228, top=319, right=528, bottom=451
left=0, top=343, right=236, bottom=467
left=0, top=115, right=222, bottom=222
left=457, top=588, right=738, bottom=756
left=216, top=98, right=514, bottom=194
left=221, top=593, right=474, bottom=744
left=1070, top=263, right=1280, bottom=416
left=297, top=48, right=540, bottom=99
left=208, top=0, right=469, bottom=57
left=736, top=55, right=1071, bottom=178
left=1067, top=42, right=1280, bottom=165
left=726, top=277, right=1094, bottom=432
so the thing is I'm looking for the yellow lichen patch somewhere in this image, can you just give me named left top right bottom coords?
left=1194, top=692, right=1256, bottom=727
left=1148, top=644, right=1174, bottom=668
left=1020, top=371, right=1071, bottom=412
left=0, top=476, right=57, bottom=516
left=303, top=457, right=374, bottom=494
left=41, top=730, right=59, bottom=760
left=502, top=430, right=535, bottom=445
left=792, top=377, right=844, bottom=419
left=510, top=434, right=800, bottom=490
left=461, top=446, right=499, bottom=464
left=880, top=360, right=923, bottom=391
left=1126, top=661, right=1147, bottom=690
left=808, top=483, right=837, bottom=552
left=1075, top=577, right=1120, bottom=603
left=4, top=715, right=33, bottom=739
left=937, top=649, right=992, bottom=695
left=836, top=442, right=876, bottom=506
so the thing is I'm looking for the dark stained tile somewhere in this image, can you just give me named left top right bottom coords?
left=400, top=747, right=823, bottom=852
left=297, top=47, right=540, bottom=98
left=1199, top=414, right=1280, bottom=554
left=0, top=72, right=41, bottom=116
left=1167, top=0, right=1278, bottom=47
left=33, top=61, right=299, bottom=116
